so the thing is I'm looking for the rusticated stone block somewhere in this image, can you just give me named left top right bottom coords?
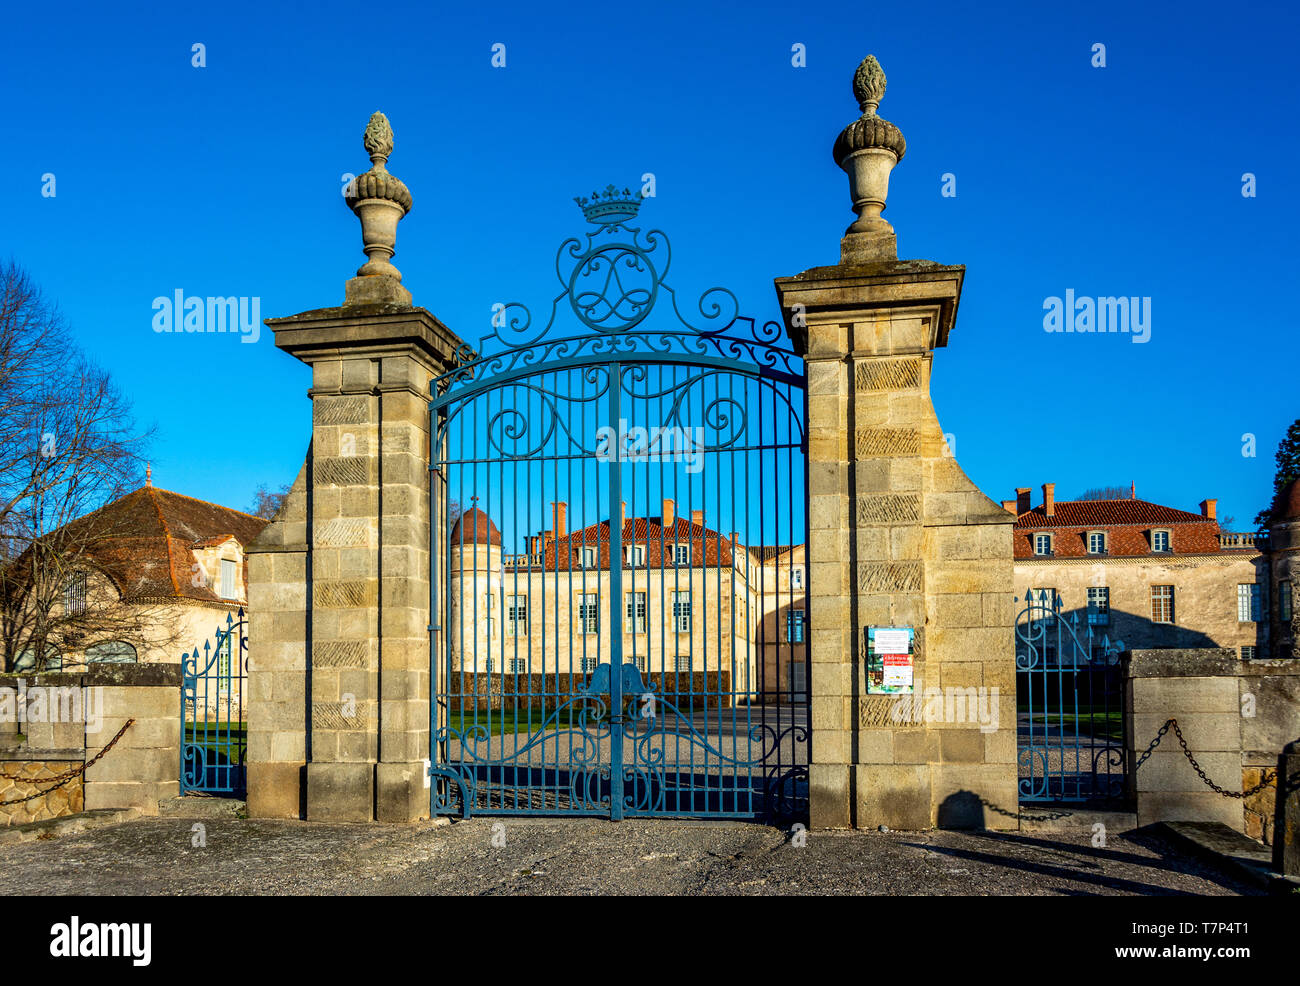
left=313, top=397, right=369, bottom=425
left=855, top=427, right=920, bottom=457
left=315, top=457, right=371, bottom=487
left=316, top=519, right=370, bottom=548
left=856, top=493, right=920, bottom=524
left=312, top=640, right=368, bottom=668
left=854, top=357, right=920, bottom=392
left=858, top=561, right=923, bottom=593
left=314, top=580, right=376, bottom=608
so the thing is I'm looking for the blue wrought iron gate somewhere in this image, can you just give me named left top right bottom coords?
left=428, top=187, right=809, bottom=820
left=1015, top=590, right=1126, bottom=802
left=181, top=610, right=248, bottom=794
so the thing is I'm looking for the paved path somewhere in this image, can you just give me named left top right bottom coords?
left=0, top=813, right=1257, bottom=896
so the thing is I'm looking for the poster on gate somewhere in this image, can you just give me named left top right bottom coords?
left=866, top=626, right=915, bottom=694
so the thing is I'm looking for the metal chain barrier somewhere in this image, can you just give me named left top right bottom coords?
left=1141, top=717, right=1277, bottom=799
left=984, top=717, right=1279, bottom=821
left=0, top=718, right=135, bottom=808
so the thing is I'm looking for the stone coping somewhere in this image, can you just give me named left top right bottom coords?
left=0, top=663, right=182, bottom=688
left=1123, top=648, right=1240, bottom=678
left=245, top=541, right=310, bottom=555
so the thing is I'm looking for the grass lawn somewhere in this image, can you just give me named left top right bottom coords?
left=1023, top=711, right=1123, bottom=742
left=184, top=722, right=247, bottom=762
left=446, top=707, right=594, bottom=737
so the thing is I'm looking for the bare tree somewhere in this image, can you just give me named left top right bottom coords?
left=249, top=483, right=291, bottom=520
left=0, top=262, right=158, bottom=672
left=1077, top=485, right=1131, bottom=501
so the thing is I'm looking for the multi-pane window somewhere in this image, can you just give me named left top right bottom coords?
left=1033, top=533, right=1052, bottom=556
left=1087, top=586, right=1110, bottom=625
left=624, top=545, right=645, bottom=567
left=1032, top=587, right=1059, bottom=622
left=791, top=567, right=805, bottom=589
left=484, top=657, right=494, bottom=674
left=786, top=609, right=806, bottom=643
left=1087, top=531, right=1107, bottom=554
left=507, top=658, right=527, bottom=673
left=1151, top=530, right=1171, bottom=552
left=482, top=594, right=497, bottom=636
left=577, top=593, right=599, bottom=634
left=1238, top=583, right=1261, bottom=623
left=1240, top=646, right=1257, bottom=660
left=64, top=572, right=87, bottom=617
left=1151, top=585, right=1175, bottom=623
left=625, top=591, right=647, bottom=633
left=581, top=657, right=599, bottom=673
left=790, top=661, right=807, bottom=699
left=219, top=558, right=237, bottom=599
left=505, top=594, right=527, bottom=636
left=674, top=653, right=691, bottom=672
left=632, top=655, right=646, bottom=672
left=1281, top=581, right=1293, bottom=622
left=580, top=546, right=597, bottom=568
left=671, top=591, right=691, bottom=632
left=673, top=544, right=690, bottom=566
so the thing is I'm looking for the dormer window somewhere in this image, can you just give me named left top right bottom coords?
left=1033, top=533, right=1053, bottom=556
left=624, top=545, right=645, bottom=567
left=1150, top=529, right=1171, bottom=552
left=1086, top=531, right=1107, bottom=554
left=219, top=558, right=237, bottom=599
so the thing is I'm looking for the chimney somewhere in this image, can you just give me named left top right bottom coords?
left=662, top=498, right=675, bottom=528
left=1015, top=488, right=1031, bottom=514
left=620, top=501, right=626, bottom=526
left=1200, top=498, right=1217, bottom=520
left=1001, top=499, right=1017, bottom=514
left=729, top=531, right=740, bottom=548
left=552, top=501, right=567, bottom=538
left=691, top=509, right=704, bottom=528
left=1042, top=483, right=1055, bottom=518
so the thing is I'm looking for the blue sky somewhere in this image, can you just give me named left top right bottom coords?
left=3, top=0, right=1296, bottom=528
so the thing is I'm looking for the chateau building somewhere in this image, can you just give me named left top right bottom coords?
left=6, top=478, right=266, bottom=672
left=1009, top=483, right=1271, bottom=659
left=446, top=500, right=806, bottom=703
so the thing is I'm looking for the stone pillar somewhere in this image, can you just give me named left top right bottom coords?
left=1125, top=649, right=1245, bottom=830
left=246, top=113, right=467, bottom=822
left=1276, top=740, right=1300, bottom=876
left=775, top=56, right=1016, bottom=830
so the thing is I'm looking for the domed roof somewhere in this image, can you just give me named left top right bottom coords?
left=450, top=507, right=501, bottom=546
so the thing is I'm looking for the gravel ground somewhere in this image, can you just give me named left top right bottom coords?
left=0, top=813, right=1260, bottom=896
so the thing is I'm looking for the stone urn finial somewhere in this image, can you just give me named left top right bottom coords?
left=834, top=55, right=907, bottom=263
left=343, top=111, right=414, bottom=306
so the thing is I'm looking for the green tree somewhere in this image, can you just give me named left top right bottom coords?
left=1254, top=418, right=1300, bottom=529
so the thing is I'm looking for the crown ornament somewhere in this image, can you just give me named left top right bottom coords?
left=574, top=184, right=645, bottom=226
left=343, top=112, right=413, bottom=303
left=834, top=55, right=905, bottom=262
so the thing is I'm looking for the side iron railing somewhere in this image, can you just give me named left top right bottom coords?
left=1015, top=590, right=1127, bottom=803
left=180, top=609, right=248, bottom=795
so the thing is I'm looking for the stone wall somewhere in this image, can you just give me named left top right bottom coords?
left=1125, top=649, right=1300, bottom=840
left=0, top=664, right=181, bottom=823
left=0, top=761, right=84, bottom=825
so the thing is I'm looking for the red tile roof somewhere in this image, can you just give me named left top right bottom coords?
left=1013, top=499, right=1207, bottom=528
left=63, top=486, right=267, bottom=601
left=1013, top=498, right=1222, bottom=559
